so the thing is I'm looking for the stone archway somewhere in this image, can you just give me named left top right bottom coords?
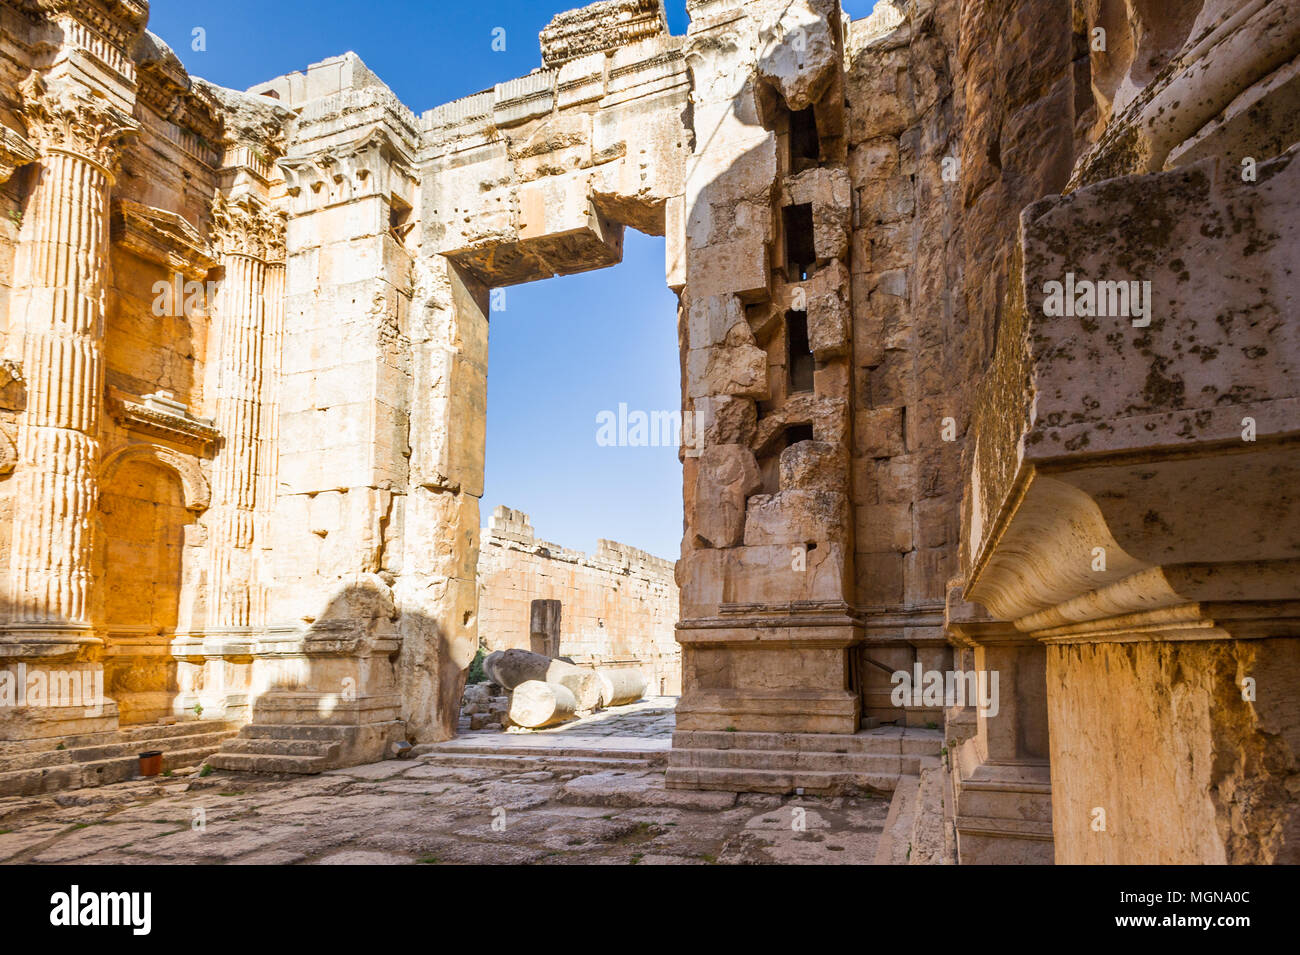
left=97, top=444, right=207, bottom=724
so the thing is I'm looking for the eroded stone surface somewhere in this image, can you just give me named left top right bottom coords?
left=0, top=756, right=892, bottom=866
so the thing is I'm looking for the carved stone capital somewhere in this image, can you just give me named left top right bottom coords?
left=210, top=192, right=285, bottom=262
left=19, top=73, right=139, bottom=173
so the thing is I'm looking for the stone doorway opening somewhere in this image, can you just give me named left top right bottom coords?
left=464, top=228, right=684, bottom=744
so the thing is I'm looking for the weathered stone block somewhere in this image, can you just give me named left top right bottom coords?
left=693, top=444, right=761, bottom=548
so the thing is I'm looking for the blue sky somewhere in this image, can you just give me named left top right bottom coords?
left=148, top=0, right=879, bottom=560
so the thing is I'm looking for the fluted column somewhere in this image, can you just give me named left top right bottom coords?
left=206, top=194, right=278, bottom=630
left=252, top=218, right=286, bottom=627
left=6, top=74, right=136, bottom=633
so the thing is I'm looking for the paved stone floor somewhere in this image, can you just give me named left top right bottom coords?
left=440, top=696, right=676, bottom=757
left=0, top=701, right=914, bottom=865
left=0, top=759, right=893, bottom=865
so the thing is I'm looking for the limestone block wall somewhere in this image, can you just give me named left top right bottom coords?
left=841, top=2, right=965, bottom=723
left=476, top=506, right=681, bottom=695
left=673, top=0, right=865, bottom=738
left=0, top=4, right=244, bottom=739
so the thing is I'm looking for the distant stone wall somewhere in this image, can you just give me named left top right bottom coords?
left=476, top=506, right=681, bottom=695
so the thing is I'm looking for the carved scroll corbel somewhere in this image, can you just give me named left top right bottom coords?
left=0, top=126, right=37, bottom=184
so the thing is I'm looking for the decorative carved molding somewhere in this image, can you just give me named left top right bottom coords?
left=280, top=126, right=415, bottom=212
left=19, top=73, right=139, bottom=172
left=111, top=199, right=219, bottom=278
left=0, top=428, right=15, bottom=475
left=109, top=389, right=220, bottom=452
left=0, top=358, right=24, bottom=412
left=101, top=440, right=211, bottom=511
left=540, top=0, right=667, bottom=68
left=20, top=1, right=149, bottom=52
left=264, top=207, right=287, bottom=265
left=209, top=192, right=284, bottom=261
left=0, top=126, right=38, bottom=184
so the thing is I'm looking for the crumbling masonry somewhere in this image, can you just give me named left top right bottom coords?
left=476, top=505, right=681, bottom=695
left=0, top=0, right=1296, bottom=864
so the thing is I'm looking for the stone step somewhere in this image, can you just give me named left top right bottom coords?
left=0, top=737, right=237, bottom=797
left=415, top=741, right=667, bottom=765
left=234, top=723, right=356, bottom=742
left=218, top=737, right=342, bottom=759
left=418, top=752, right=662, bottom=773
left=206, top=720, right=404, bottom=775
left=0, top=729, right=239, bottom=773
left=665, top=765, right=899, bottom=796
left=203, top=751, right=332, bottom=774
left=667, top=747, right=917, bottom=775
left=671, top=728, right=943, bottom=757
left=62, top=720, right=239, bottom=749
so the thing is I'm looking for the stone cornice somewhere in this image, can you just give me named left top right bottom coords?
left=108, top=389, right=219, bottom=452
left=965, top=148, right=1300, bottom=643
left=19, top=71, right=138, bottom=171
left=19, top=0, right=147, bottom=49
left=280, top=125, right=416, bottom=213
left=133, top=32, right=224, bottom=150
left=540, top=0, right=667, bottom=68
left=111, top=198, right=218, bottom=278
left=292, top=85, right=419, bottom=154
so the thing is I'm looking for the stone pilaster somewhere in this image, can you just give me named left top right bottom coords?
left=944, top=586, right=1053, bottom=864
left=672, top=0, right=860, bottom=751
left=205, top=192, right=279, bottom=631
left=253, top=222, right=286, bottom=627
left=6, top=73, right=136, bottom=643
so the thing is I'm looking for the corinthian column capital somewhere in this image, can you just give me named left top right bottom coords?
left=19, top=73, right=139, bottom=173
left=265, top=207, right=288, bottom=266
left=210, top=193, right=285, bottom=261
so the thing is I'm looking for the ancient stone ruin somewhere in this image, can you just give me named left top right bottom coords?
left=0, top=0, right=1296, bottom=865
left=477, top=505, right=680, bottom=696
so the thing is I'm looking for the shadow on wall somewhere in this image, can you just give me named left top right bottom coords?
left=227, top=574, right=470, bottom=752
left=0, top=574, right=470, bottom=759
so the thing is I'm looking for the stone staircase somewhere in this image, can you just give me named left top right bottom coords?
left=0, top=720, right=240, bottom=797
left=665, top=727, right=944, bottom=795
left=205, top=720, right=404, bottom=775
left=414, top=736, right=669, bottom=775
